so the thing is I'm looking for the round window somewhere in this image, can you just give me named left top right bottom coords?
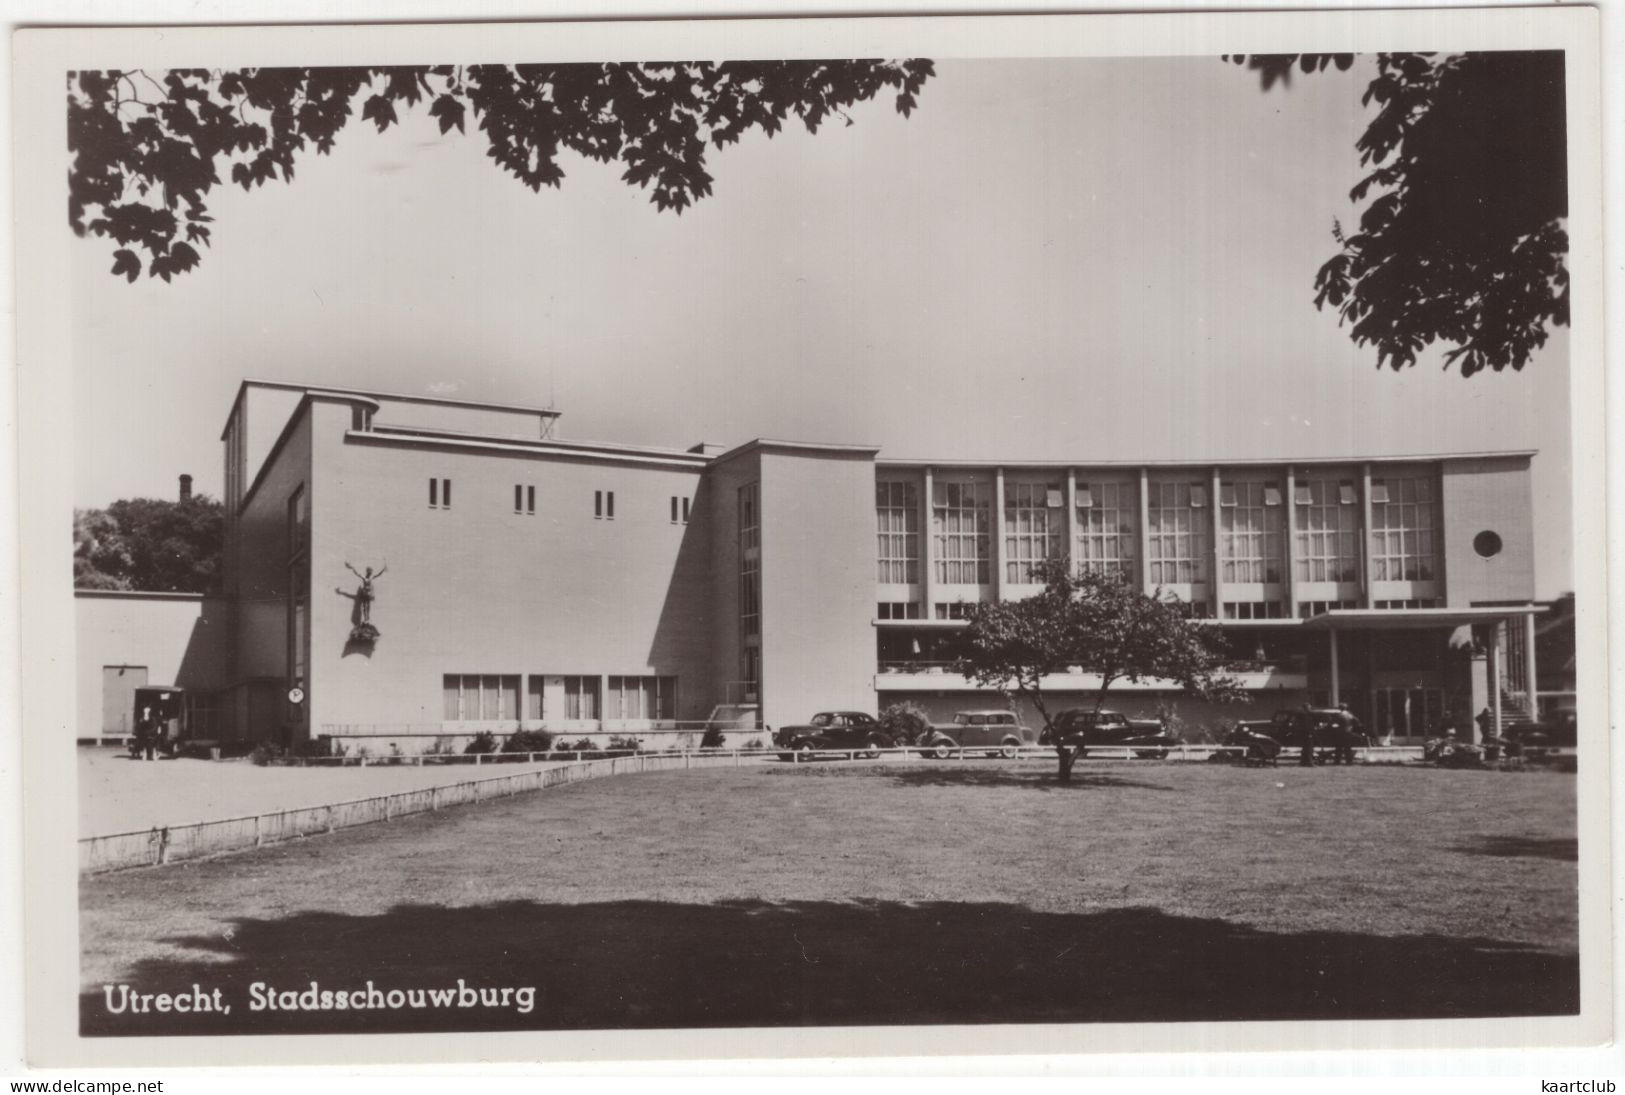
left=1473, top=530, right=1503, bottom=558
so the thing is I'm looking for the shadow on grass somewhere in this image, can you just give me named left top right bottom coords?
left=1454, top=835, right=1578, bottom=862
left=81, top=898, right=1576, bottom=1036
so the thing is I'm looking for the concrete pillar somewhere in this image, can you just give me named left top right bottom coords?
left=1360, top=463, right=1375, bottom=608
left=1468, top=633, right=1490, bottom=743
left=1137, top=468, right=1152, bottom=594
left=920, top=467, right=935, bottom=618
left=1490, top=624, right=1503, bottom=737
left=1065, top=469, right=1079, bottom=574
left=993, top=467, right=1007, bottom=602
left=1328, top=627, right=1341, bottom=706
left=1283, top=467, right=1300, bottom=618
left=1210, top=467, right=1224, bottom=618
left=1524, top=612, right=1539, bottom=715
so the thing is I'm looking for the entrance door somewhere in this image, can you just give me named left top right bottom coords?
left=101, top=666, right=147, bottom=737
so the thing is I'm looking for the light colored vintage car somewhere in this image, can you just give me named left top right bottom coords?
left=920, top=709, right=1039, bottom=759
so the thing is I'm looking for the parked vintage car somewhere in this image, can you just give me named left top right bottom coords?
left=917, top=710, right=1038, bottom=759
left=774, top=711, right=900, bottom=760
left=1042, top=708, right=1177, bottom=759
left=1237, top=707, right=1372, bottom=763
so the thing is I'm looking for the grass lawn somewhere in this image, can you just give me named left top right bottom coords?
left=80, top=760, right=1578, bottom=1035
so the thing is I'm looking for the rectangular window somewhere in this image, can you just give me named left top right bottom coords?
left=1222, top=601, right=1286, bottom=620
left=670, top=496, right=691, bottom=525
left=606, top=676, right=678, bottom=720
left=564, top=675, right=600, bottom=720
left=877, top=602, right=923, bottom=619
left=595, top=490, right=602, bottom=518
left=1004, top=481, right=1064, bottom=584
left=514, top=485, right=535, bottom=515
left=1373, top=687, right=1446, bottom=739
left=1369, top=476, right=1439, bottom=582
left=671, top=497, right=679, bottom=524
left=1220, top=480, right=1284, bottom=583
left=287, top=486, right=308, bottom=563
left=682, top=497, right=690, bottom=523
left=739, top=483, right=761, bottom=639
left=441, top=674, right=519, bottom=720
left=934, top=602, right=977, bottom=620
left=932, top=480, right=990, bottom=585
left=595, top=490, right=616, bottom=520
left=526, top=675, right=544, bottom=720
left=1298, top=599, right=1360, bottom=617
left=607, top=491, right=615, bottom=519
left=1294, top=478, right=1361, bottom=583
left=1146, top=482, right=1210, bottom=585
left=876, top=481, right=920, bottom=584
left=1076, top=479, right=1136, bottom=578
left=429, top=478, right=451, bottom=510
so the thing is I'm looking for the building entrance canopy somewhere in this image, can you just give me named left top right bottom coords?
left=1298, top=606, right=1545, bottom=630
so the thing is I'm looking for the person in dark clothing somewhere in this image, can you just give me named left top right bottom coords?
left=135, top=706, right=157, bottom=761
left=1298, top=716, right=1316, bottom=767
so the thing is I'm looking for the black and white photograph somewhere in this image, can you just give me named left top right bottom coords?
left=10, top=7, right=1611, bottom=1069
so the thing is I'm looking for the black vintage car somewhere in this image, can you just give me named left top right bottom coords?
left=1238, top=708, right=1372, bottom=764
left=1043, top=708, right=1177, bottom=759
left=774, top=711, right=901, bottom=760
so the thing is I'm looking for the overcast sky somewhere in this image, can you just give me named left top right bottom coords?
left=70, top=55, right=1574, bottom=596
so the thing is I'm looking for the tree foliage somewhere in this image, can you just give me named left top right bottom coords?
left=68, top=60, right=935, bottom=281
left=1228, top=51, right=1568, bottom=375
left=953, top=559, right=1242, bottom=781
left=73, top=495, right=224, bottom=593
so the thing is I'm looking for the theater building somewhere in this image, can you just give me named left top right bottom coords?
left=75, top=379, right=1548, bottom=750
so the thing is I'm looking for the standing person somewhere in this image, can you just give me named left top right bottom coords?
left=1474, top=706, right=1494, bottom=743
left=136, top=706, right=156, bottom=761
left=1298, top=712, right=1316, bottom=767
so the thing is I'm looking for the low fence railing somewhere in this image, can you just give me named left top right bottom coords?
left=79, top=751, right=754, bottom=875
left=79, top=742, right=1494, bottom=874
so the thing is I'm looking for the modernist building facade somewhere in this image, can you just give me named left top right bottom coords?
left=76, top=380, right=1547, bottom=749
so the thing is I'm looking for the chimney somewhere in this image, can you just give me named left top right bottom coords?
left=179, top=474, right=193, bottom=502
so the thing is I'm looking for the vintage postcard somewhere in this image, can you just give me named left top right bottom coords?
left=12, top=8, right=1610, bottom=1068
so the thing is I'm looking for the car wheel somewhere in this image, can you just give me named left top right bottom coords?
left=999, top=740, right=1020, bottom=759
left=929, top=740, right=954, bottom=760
left=862, top=738, right=885, bottom=760
left=794, top=741, right=816, bottom=762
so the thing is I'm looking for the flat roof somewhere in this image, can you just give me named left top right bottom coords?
left=223, top=379, right=560, bottom=439
left=877, top=450, right=1537, bottom=469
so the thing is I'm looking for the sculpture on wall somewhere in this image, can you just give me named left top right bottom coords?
left=337, top=562, right=386, bottom=643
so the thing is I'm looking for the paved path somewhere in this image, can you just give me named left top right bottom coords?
left=79, top=747, right=567, bottom=836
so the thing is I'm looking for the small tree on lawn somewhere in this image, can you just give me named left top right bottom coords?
left=954, top=558, right=1244, bottom=782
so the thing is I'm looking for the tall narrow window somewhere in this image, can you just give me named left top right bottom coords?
left=595, top=490, right=615, bottom=519
left=564, top=676, right=600, bottom=720
left=932, top=480, right=990, bottom=585
left=526, top=675, right=544, bottom=720
left=1370, top=476, right=1439, bottom=581
left=1294, top=478, right=1361, bottom=583
left=875, top=481, right=920, bottom=583
left=671, top=497, right=679, bottom=524
left=1219, top=481, right=1284, bottom=583
left=1075, top=480, right=1136, bottom=578
left=429, top=478, right=451, bottom=510
left=1004, top=481, right=1063, bottom=583
left=1147, top=482, right=1210, bottom=585
left=682, top=497, right=691, bottom=523
left=607, top=491, right=615, bottom=519
left=595, top=490, right=602, bottom=518
left=739, top=483, right=761, bottom=639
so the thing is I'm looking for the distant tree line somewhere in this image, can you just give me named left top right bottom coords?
left=74, top=494, right=223, bottom=593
